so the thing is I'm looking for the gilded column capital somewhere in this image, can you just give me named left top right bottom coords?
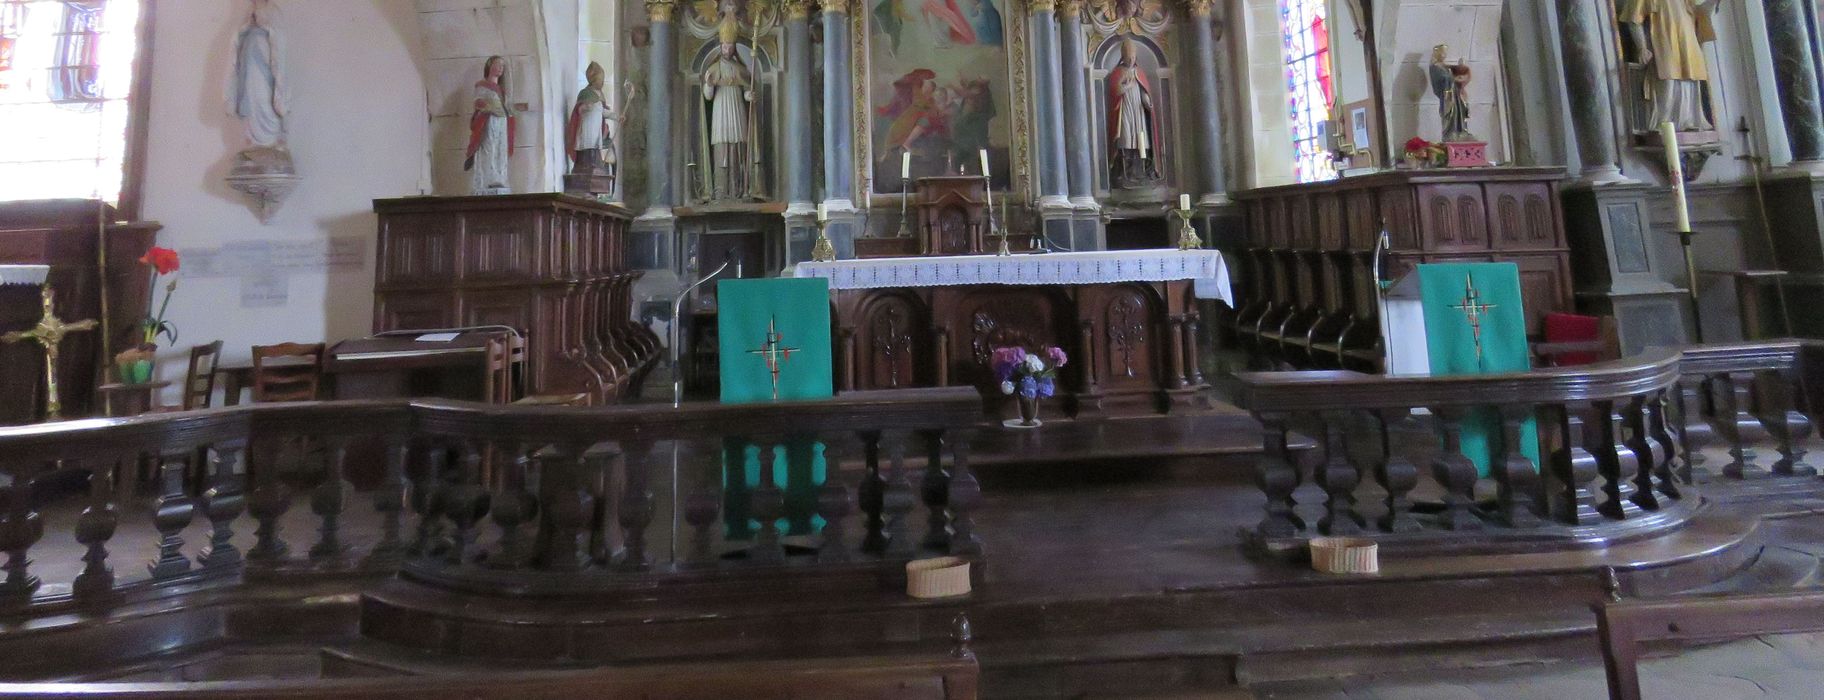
left=645, top=0, right=676, bottom=23
left=783, top=0, right=814, bottom=20
left=819, top=0, right=850, bottom=15
left=1027, top=0, right=1057, bottom=15
left=1182, top=0, right=1215, bottom=18
left=1059, top=0, right=1084, bottom=18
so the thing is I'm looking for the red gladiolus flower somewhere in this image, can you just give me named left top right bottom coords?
left=139, top=247, right=180, bottom=275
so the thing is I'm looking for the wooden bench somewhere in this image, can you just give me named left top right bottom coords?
left=1597, top=588, right=1824, bottom=700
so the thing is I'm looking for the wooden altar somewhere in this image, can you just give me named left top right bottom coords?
left=1229, top=167, right=1573, bottom=371
left=371, top=194, right=658, bottom=404
left=798, top=251, right=1229, bottom=417
left=0, top=200, right=158, bottom=425
left=855, top=175, right=1008, bottom=259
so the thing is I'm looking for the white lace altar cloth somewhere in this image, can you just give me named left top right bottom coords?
left=793, top=249, right=1233, bottom=304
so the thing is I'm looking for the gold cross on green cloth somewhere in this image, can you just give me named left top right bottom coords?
left=745, top=315, right=799, bottom=401
left=1448, top=273, right=1497, bottom=364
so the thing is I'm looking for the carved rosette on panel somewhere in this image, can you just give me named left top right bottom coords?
left=1094, top=285, right=1158, bottom=388
left=961, top=291, right=1058, bottom=386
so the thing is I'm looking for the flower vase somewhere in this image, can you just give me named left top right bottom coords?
left=1004, top=395, right=1042, bottom=429
left=114, top=347, right=155, bottom=385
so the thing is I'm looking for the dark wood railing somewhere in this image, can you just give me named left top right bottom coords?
left=0, top=388, right=983, bottom=611
left=1234, top=341, right=1822, bottom=554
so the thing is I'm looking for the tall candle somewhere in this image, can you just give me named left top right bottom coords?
left=979, top=149, right=991, bottom=177
left=1659, top=121, right=1691, bottom=232
left=901, top=151, right=911, bottom=179
left=1179, top=194, right=1191, bottom=211
left=1139, top=137, right=1148, bottom=160
left=818, top=201, right=828, bottom=222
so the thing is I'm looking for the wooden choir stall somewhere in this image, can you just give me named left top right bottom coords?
left=371, top=194, right=658, bottom=404
left=796, top=250, right=1230, bottom=417
left=1227, top=167, right=1574, bottom=371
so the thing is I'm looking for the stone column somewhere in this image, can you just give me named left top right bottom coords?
left=1764, top=0, right=1824, bottom=166
left=782, top=1, right=820, bottom=263
left=1554, top=0, right=1628, bottom=184
left=1183, top=0, right=1229, bottom=204
left=782, top=1, right=816, bottom=209
left=1029, top=0, right=1073, bottom=249
left=1058, top=1, right=1096, bottom=208
left=819, top=0, right=858, bottom=257
left=633, top=0, right=680, bottom=281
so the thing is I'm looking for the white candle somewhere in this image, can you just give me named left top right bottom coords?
left=818, top=201, right=828, bottom=222
left=979, top=149, right=991, bottom=177
left=1179, top=194, right=1191, bottom=211
left=1659, top=121, right=1691, bottom=232
left=901, top=151, right=911, bottom=179
left=1139, top=137, right=1148, bottom=160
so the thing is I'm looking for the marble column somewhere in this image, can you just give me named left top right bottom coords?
left=1058, top=2, right=1096, bottom=208
left=1764, top=0, right=1824, bottom=166
left=634, top=0, right=680, bottom=281
left=1554, top=0, right=1629, bottom=184
left=1183, top=0, right=1229, bottom=204
left=1029, top=0, right=1073, bottom=250
left=819, top=0, right=858, bottom=258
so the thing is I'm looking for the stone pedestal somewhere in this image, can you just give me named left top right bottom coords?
left=1562, top=183, right=1690, bottom=352
left=783, top=207, right=819, bottom=266
left=1761, top=172, right=1824, bottom=272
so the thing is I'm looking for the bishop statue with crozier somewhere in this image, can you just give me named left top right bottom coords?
left=703, top=18, right=755, bottom=201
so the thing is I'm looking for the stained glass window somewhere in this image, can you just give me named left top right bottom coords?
left=1280, top=0, right=1336, bottom=183
left=0, top=0, right=141, bottom=205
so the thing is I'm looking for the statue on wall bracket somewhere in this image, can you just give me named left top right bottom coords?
left=223, top=0, right=299, bottom=223
left=1615, top=0, right=1723, bottom=181
left=565, top=62, right=632, bottom=198
left=1428, top=45, right=1487, bottom=167
left=1107, top=37, right=1162, bottom=188
left=465, top=56, right=517, bottom=196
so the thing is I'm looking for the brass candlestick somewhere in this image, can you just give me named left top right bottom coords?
left=811, top=217, right=837, bottom=262
left=1173, top=206, right=1203, bottom=250
left=2, top=286, right=97, bottom=421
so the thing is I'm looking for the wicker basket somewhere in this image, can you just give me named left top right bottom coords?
left=1309, top=537, right=1379, bottom=574
left=906, top=557, right=972, bottom=599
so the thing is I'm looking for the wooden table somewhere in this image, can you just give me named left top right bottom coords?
left=217, top=333, right=514, bottom=405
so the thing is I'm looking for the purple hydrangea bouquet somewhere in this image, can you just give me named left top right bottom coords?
left=992, top=345, right=1067, bottom=428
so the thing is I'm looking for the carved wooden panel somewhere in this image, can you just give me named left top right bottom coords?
left=463, top=289, right=535, bottom=333
left=1289, top=195, right=1314, bottom=249
left=1511, top=253, right=1573, bottom=337
left=464, top=212, right=537, bottom=280
left=853, top=293, right=928, bottom=390
left=375, top=291, right=455, bottom=331
left=1486, top=183, right=1562, bottom=250
left=1417, top=184, right=1489, bottom=252
left=935, top=206, right=971, bottom=256
left=1345, top=189, right=1379, bottom=249
left=1246, top=200, right=1270, bottom=248
left=379, top=215, right=456, bottom=285
left=948, top=289, right=1062, bottom=389
left=1091, top=285, right=1160, bottom=391
left=1316, top=193, right=1345, bottom=250
left=1378, top=187, right=1418, bottom=249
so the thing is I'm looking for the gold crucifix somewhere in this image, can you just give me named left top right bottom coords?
left=2, top=287, right=97, bottom=420
left=746, top=315, right=799, bottom=401
left=1448, top=273, right=1497, bottom=366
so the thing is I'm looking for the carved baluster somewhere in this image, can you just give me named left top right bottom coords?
left=309, top=437, right=352, bottom=562
left=815, top=441, right=853, bottom=563
left=750, top=440, right=787, bottom=564
left=616, top=439, right=656, bottom=571
left=1676, top=379, right=1709, bottom=482
left=858, top=430, right=887, bottom=554
left=1314, top=411, right=1364, bottom=536
left=882, top=432, right=918, bottom=556
left=1077, top=320, right=1099, bottom=394
left=1254, top=413, right=1304, bottom=538
left=1756, top=369, right=1816, bottom=477
left=365, top=437, right=410, bottom=567
left=1549, top=403, right=1603, bottom=525
left=684, top=443, right=723, bottom=566
left=1494, top=404, right=1543, bottom=528
left=444, top=442, right=490, bottom=566
left=1589, top=400, right=1639, bottom=520
left=1648, top=390, right=1685, bottom=500
left=946, top=433, right=982, bottom=556
left=410, top=447, right=449, bottom=558
left=538, top=442, right=593, bottom=571
left=1430, top=408, right=1482, bottom=530
left=488, top=442, right=535, bottom=570
left=1711, top=373, right=1771, bottom=479
left=246, top=439, right=292, bottom=563
left=72, top=456, right=119, bottom=603
left=1622, top=396, right=1664, bottom=511
left=199, top=439, right=247, bottom=569
left=148, top=449, right=195, bottom=579
left=0, top=472, right=41, bottom=604
left=920, top=429, right=951, bottom=551
left=1372, top=409, right=1422, bottom=533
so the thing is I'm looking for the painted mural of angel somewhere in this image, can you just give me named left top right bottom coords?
left=873, top=0, right=1004, bottom=54
left=878, top=68, right=949, bottom=161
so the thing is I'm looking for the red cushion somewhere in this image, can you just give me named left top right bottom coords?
left=1544, top=313, right=1601, bottom=366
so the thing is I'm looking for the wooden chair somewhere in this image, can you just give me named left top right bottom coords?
left=1534, top=313, right=1621, bottom=367
left=481, top=334, right=523, bottom=404
left=179, top=340, right=225, bottom=410
left=250, top=342, right=326, bottom=402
